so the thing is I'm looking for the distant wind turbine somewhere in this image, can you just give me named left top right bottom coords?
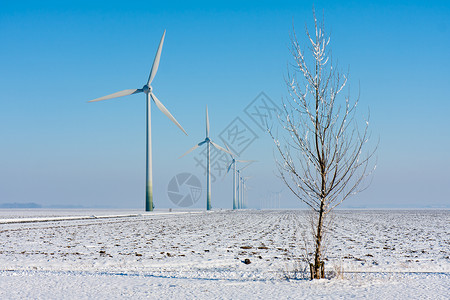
left=241, top=176, right=251, bottom=209
left=237, top=170, right=243, bottom=209
left=223, top=144, right=254, bottom=210
left=180, top=106, right=232, bottom=210
left=236, top=164, right=251, bottom=209
left=88, top=30, right=187, bottom=212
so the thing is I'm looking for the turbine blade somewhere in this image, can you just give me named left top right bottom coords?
left=240, top=164, right=251, bottom=172
left=198, top=140, right=207, bottom=146
left=206, top=105, right=210, bottom=137
left=227, top=161, right=235, bottom=173
left=151, top=93, right=188, bottom=135
left=88, top=89, right=142, bottom=102
left=179, top=144, right=200, bottom=159
left=210, top=141, right=233, bottom=155
left=147, top=30, right=166, bottom=86
left=221, top=162, right=234, bottom=181
left=236, top=159, right=257, bottom=163
left=223, top=142, right=234, bottom=159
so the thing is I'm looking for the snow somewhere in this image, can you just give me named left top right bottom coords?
left=0, top=209, right=448, bottom=299
left=1, top=271, right=448, bottom=299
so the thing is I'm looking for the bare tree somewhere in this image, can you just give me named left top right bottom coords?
left=270, top=12, right=376, bottom=279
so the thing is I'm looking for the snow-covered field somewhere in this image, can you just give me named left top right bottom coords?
left=0, top=209, right=448, bottom=299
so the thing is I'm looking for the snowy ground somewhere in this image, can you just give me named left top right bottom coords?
left=0, top=209, right=448, bottom=299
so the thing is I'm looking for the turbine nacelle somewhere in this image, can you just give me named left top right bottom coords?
left=143, top=85, right=152, bottom=94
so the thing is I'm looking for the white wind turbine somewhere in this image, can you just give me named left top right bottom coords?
left=223, top=145, right=254, bottom=210
left=88, top=30, right=187, bottom=212
left=180, top=106, right=232, bottom=210
left=236, top=165, right=252, bottom=209
left=236, top=170, right=243, bottom=209
left=240, top=176, right=251, bottom=209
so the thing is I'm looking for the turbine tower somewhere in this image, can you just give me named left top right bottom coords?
left=180, top=106, right=232, bottom=210
left=88, top=30, right=187, bottom=211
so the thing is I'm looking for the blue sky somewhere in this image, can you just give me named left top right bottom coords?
left=1, top=0, right=449, bottom=209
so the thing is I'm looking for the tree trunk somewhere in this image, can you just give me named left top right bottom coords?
left=312, top=199, right=325, bottom=279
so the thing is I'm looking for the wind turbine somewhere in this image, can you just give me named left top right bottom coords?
left=236, top=164, right=252, bottom=209
left=88, top=30, right=187, bottom=212
left=223, top=145, right=254, bottom=210
left=241, top=176, right=251, bottom=209
left=237, top=170, right=244, bottom=209
left=180, top=106, right=232, bottom=210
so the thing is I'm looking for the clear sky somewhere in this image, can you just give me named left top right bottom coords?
left=1, top=0, right=449, bottom=209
